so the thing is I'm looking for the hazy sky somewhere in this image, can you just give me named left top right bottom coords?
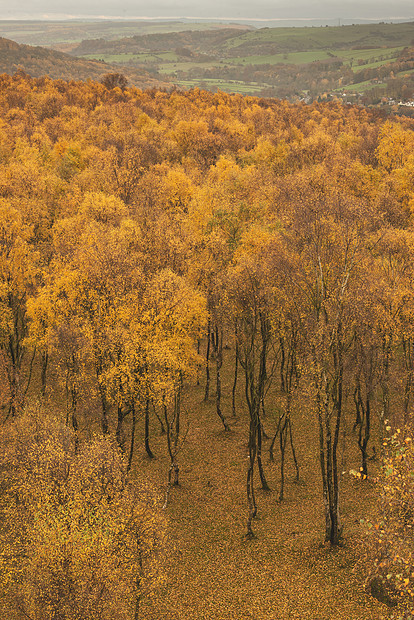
left=1, top=0, right=413, bottom=21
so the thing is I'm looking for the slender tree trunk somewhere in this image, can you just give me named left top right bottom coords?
left=279, top=416, right=288, bottom=501
left=134, top=590, right=141, bottom=620
left=40, top=351, right=48, bottom=397
left=22, top=347, right=36, bottom=405
left=279, top=389, right=295, bottom=501
left=204, top=322, right=211, bottom=401
left=246, top=416, right=257, bottom=538
left=280, top=336, right=286, bottom=393
left=232, top=325, right=239, bottom=417
left=330, top=330, right=344, bottom=545
left=7, top=363, right=18, bottom=418
left=97, top=375, right=109, bottom=435
left=152, top=401, right=166, bottom=434
left=162, top=385, right=182, bottom=509
left=215, top=327, right=230, bottom=431
left=313, top=349, right=332, bottom=543
left=353, top=378, right=363, bottom=431
left=65, top=355, right=79, bottom=434
left=381, top=333, right=392, bottom=425
left=6, top=320, right=26, bottom=418
left=260, top=395, right=266, bottom=420
left=134, top=564, right=142, bottom=620
left=256, top=315, right=270, bottom=491
left=71, top=386, right=78, bottom=433
left=354, top=343, right=374, bottom=477
left=404, top=371, right=412, bottom=427
left=128, top=401, right=136, bottom=473
left=257, top=419, right=270, bottom=490
left=359, top=397, right=371, bottom=477
left=269, top=412, right=284, bottom=462
left=289, top=418, right=300, bottom=482
left=244, top=313, right=270, bottom=537
left=144, top=398, right=154, bottom=458
left=270, top=337, right=299, bottom=494
left=173, top=385, right=181, bottom=485
left=116, top=400, right=127, bottom=452
left=403, top=338, right=413, bottom=427
left=317, top=374, right=332, bottom=543
left=162, top=402, right=173, bottom=509
left=197, top=339, right=201, bottom=386
left=353, top=351, right=373, bottom=477
left=314, top=319, right=343, bottom=547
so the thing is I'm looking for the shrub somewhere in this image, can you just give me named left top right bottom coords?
left=367, top=427, right=414, bottom=618
left=0, top=404, right=166, bottom=619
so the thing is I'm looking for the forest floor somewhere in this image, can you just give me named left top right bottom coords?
left=121, top=351, right=392, bottom=620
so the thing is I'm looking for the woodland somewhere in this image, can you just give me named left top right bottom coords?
left=0, top=36, right=168, bottom=90
left=1, top=71, right=414, bottom=618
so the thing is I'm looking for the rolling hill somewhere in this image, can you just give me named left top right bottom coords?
left=0, top=37, right=169, bottom=88
left=65, top=21, right=414, bottom=102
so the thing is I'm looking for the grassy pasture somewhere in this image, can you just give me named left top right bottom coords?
left=229, top=50, right=334, bottom=66
left=83, top=51, right=180, bottom=63
left=174, top=78, right=268, bottom=94
left=338, top=46, right=404, bottom=63
left=223, top=21, right=414, bottom=52
left=158, top=61, right=218, bottom=73
left=337, top=79, right=379, bottom=93
left=396, top=67, right=414, bottom=77
left=355, top=57, right=400, bottom=71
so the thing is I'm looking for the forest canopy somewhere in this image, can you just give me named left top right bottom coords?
left=1, top=71, right=414, bottom=618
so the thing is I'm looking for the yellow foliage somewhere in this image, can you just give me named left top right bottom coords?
left=78, top=191, right=128, bottom=224
left=0, top=405, right=167, bottom=619
left=376, top=121, right=414, bottom=172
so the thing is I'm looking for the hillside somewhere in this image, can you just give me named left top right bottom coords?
left=220, top=20, right=414, bottom=54
left=75, top=20, right=414, bottom=56
left=67, top=21, right=414, bottom=101
left=0, top=37, right=169, bottom=88
left=71, top=27, right=251, bottom=55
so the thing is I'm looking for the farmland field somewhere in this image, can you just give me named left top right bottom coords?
left=174, top=78, right=269, bottom=94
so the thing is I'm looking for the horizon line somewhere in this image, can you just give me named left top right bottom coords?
left=1, top=14, right=414, bottom=22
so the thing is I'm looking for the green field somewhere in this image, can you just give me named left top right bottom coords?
left=223, top=21, right=414, bottom=51
left=397, top=67, right=414, bottom=76
left=339, top=46, right=403, bottom=62
left=175, top=78, right=269, bottom=94
left=83, top=51, right=180, bottom=63
left=230, top=50, right=335, bottom=66
left=158, top=61, right=217, bottom=73
left=339, top=79, right=379, bottom=93
left=355, top=57, right=400, bottom=71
